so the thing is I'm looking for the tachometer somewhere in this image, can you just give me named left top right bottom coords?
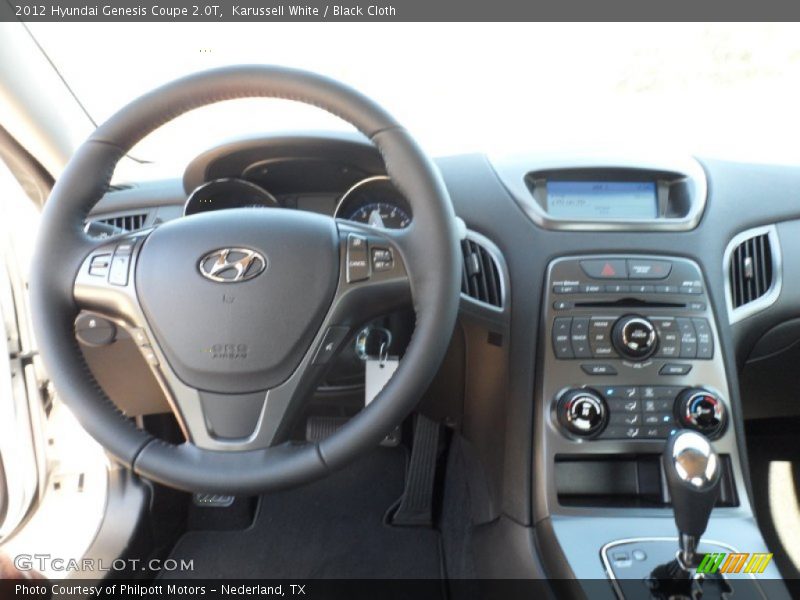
left=335, top=176, right=412, bottom=229
left=184, top=178, right=278, bottom=216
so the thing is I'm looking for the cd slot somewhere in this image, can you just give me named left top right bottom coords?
left=574, top=299, right=686, bottom=309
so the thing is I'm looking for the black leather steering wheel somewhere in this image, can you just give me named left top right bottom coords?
left=30, top=66, right=461, bottom=493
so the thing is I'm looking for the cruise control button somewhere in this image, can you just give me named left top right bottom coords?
left=580, top=259, right=627, bottom=279
left=581, top=363, right=618, bottom=376
left=346, top=234, right=370, bottom=282
left=371, top=247, right=394, bottom=272
left=627, top=259, right=672, bottom=279
left=659, top=363, right=693, bottom=376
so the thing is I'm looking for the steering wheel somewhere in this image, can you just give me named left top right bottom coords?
left=29, top=66, right=461, bottom=493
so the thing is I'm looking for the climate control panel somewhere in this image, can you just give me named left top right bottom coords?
left=555, top=385, right=727, bottom=441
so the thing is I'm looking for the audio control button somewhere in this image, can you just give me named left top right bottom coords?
left=659, top=363, right=693, bottom=376
left=612, top=315, right=658, bottom=360
left=581, top=364, right=618, bottom=376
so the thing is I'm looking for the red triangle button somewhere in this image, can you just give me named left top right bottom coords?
left=600, top=263, right=616, bottom=277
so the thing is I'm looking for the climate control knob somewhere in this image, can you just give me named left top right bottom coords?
left=612, top=314, right=658, bottom=360
left=557, top=388, right=608, bottom=438
left=675, top=388, right=727, bottom=439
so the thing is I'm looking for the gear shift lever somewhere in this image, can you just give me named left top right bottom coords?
left=662, top=429, right=722, bottom=567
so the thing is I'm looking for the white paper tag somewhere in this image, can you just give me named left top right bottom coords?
left=365, top=357, right=399, bottom=405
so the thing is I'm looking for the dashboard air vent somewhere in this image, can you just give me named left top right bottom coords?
left=97, top=213, right=148, bottom=233
left=461, top=239, right=502, bottom=308
left=729, top=231, right=773, bottom=309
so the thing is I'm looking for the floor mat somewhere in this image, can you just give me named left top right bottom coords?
left=161, top=447, right=443, bottom=579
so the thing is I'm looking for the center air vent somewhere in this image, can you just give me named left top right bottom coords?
left=726, top=225, right=781, bottom=322
left=461, top=237, right=503, bottom=308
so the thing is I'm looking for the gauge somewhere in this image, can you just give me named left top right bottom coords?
left=184, top=178, right=278, bottom=216
left=334, top=176, right=412, bottom=229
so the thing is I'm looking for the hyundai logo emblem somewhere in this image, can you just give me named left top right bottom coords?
left=198, top=248, right=267, bottom=283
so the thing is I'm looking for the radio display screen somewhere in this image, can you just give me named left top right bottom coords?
left=546, top=181, right=657, bottom=220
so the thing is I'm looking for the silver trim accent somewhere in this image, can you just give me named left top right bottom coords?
left=198, top=247, right=267, bottom=283
left=670, top=430, right=719, bottom=489
left=723, top=224, right=782, bottom=324
left=489, top=152, right=708, bottom=231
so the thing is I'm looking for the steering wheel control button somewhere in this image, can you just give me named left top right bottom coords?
left=612, top=315, right=658, bottom=360
left=312, top=326, right=350, bottom=365
left=371, top=247, right=394, bottom=272
left=346, top=234, right=369, bottom=282
left=627, top=259, right=672, bottom=280
left=580, top=259, right=627, bottom=280
left=89, top=254, right=112, bottom=276
left=581, top=364, right=617, bottom=376
left=675, top=388, right=726, bottom=438
left=108, top=254, right=131, bottom=286
left=552, top=317, right=574, bottom=358
left=128, top=327, right=151, bottom=347
left=557, top=389, right=608, bottom=438
left=75, top=314, right=117, bottom=347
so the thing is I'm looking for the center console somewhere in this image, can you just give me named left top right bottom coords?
left=534, top=255, right=786, bottom=598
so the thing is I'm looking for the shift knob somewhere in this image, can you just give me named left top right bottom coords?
left=663, top=430, right=721, bottom=565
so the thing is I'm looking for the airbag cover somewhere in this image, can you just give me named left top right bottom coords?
left=136, top=208, right=339, bottom=393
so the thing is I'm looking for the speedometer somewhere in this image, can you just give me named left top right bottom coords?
left=335, top=176, right=412, bottom=229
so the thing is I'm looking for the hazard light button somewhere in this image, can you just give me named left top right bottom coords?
left=580, top=259, right=628, bottom=280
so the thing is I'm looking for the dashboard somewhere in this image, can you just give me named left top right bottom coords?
left=82, top=130, right=800, bottom=591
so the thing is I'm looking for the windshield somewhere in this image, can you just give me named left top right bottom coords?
left=26, top=22, right=800, bottom=176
